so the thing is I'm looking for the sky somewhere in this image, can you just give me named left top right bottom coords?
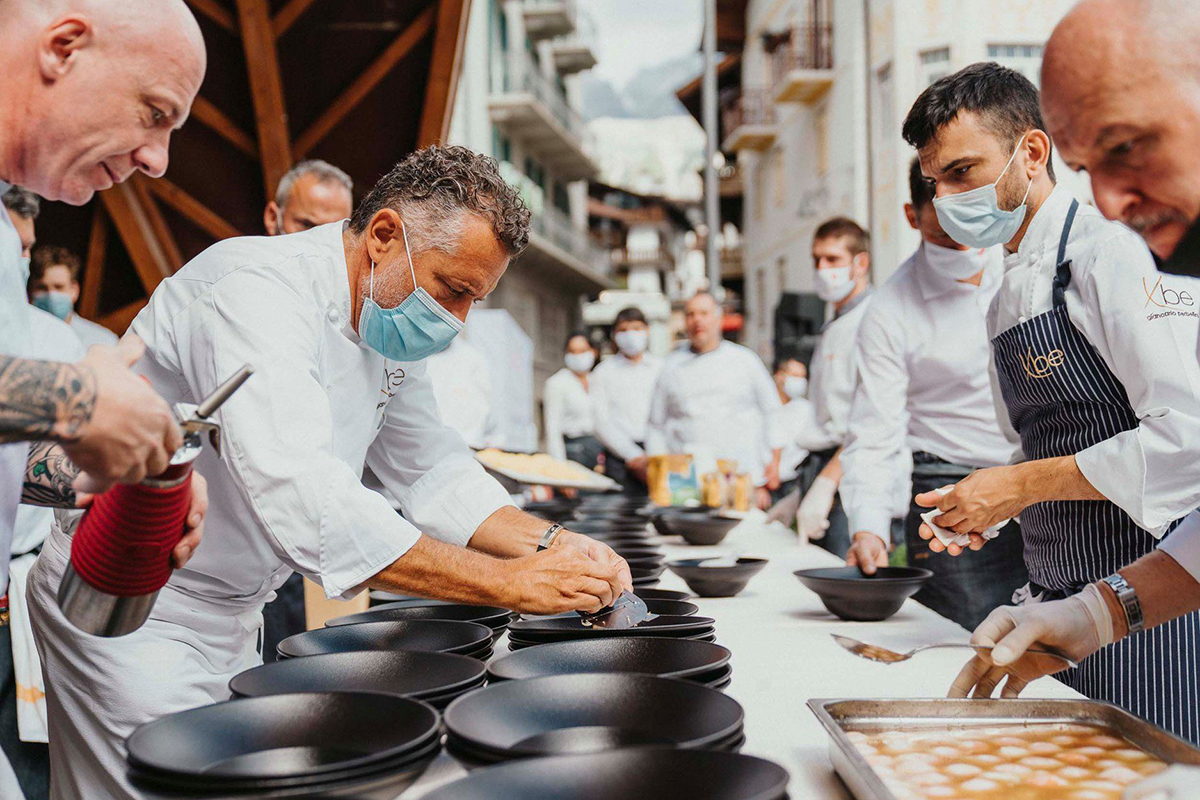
left=586, top=0, right=703, bottom=89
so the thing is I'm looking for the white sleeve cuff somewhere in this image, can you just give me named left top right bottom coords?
left=847, top=507, right=895, bottom=545
left=1075, top=439, right=1172, bottom=538
left=1160, top=512, right=1200, bottom=584
left=401, top=454, right=516, bottom=547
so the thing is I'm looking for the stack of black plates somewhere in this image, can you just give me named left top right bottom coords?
left=126, top=692, right=441, bottom=798
left=277, top=619, right=494, bottom=661
left=326, top=602, right=515, bottom=641
left=443, top=674, right=744, bottom=767
left=421, top=749, right=790, bottom=800
left=229, top=650, right=487, bottom=709
left=488, top=637, right=732, bottom=690
left=506, top=615, right=716, bottom=651
left=636, top=588, right=693, bottom=601
left=519, top=598, right=697, bottom=621
left=523, top=499, right=580, bottom=521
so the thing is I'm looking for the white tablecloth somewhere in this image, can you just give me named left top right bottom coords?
left=405, top=515, right=1081, bottom=798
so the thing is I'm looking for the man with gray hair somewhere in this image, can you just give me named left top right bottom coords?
left=27, top=145, right=633, bottom=798
left=263, top=159, right=354, bottom=236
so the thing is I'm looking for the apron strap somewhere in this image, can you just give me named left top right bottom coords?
left=1052, top=198, right=1080, bottom=308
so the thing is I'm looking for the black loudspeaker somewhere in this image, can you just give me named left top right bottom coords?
left=774, top=292, right=824, bottom=364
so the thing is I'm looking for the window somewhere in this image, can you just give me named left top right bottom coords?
left=525, top=157, right=547, bottom=193
left=492, top=127, right=512, bottom=164
left=987, top=43, right=1044, bottom=85
left=552, top=181, right=570, bottom=215
left=919, top=47, right=950, bottom=86
left=874, top=63, right=894, bottom=148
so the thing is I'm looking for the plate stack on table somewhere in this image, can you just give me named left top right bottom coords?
left=420, top=749, right=790, bottom=800
left=442, top=674, right=745, bottom=768
left=276, top=619, right=495, bottom=661
left=488, top=637, right=733, bottom=690
left=326, top=602, right=515, bottom=641
left=519, top=597, right=698, bottom=620
left=228, top=650, right=487, bottom=710
left=505, top=614, right=716, bottom=651
left=125, top=692, right=442, bottom=799
left=554, top=494, right=667, bottom=588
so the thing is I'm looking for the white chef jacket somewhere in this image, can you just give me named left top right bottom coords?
left=767, top=397, right=814, bottom=483
left=543, top=367, right=595, bottom=461
left=590, top=352, right=662, bottom=462
left=130, top=221, right=514, bottom=604
left=645, top=340, right=781, bottom=485
left=841, top=244, right=1013, bottom=542
left=425, top=335, right=496, bottom=450
left=67, top=313, right=118, bottom=349
left=987, top=185, right=1200, bottom=537
left=803, top=290, right=874, bottom=453
left=0, top=180, right=29, bottom=595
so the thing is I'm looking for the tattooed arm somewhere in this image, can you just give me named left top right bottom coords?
left=23, top=441, right=81, bottom=507
left=0, top=355, right=96, bottom=444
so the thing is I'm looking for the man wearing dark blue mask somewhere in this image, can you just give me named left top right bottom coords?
left=901, top=62, right=1200, bottom=744
left=26, top=145, right=634, bottom=797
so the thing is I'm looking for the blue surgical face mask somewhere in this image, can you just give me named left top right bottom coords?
left=32, top=290, right=73, bottom=321
left=783, top=376, right=808, bottom=400
left=358, top=219, right=463, bottom=361
left=932, top=136, right=1034, bottom=249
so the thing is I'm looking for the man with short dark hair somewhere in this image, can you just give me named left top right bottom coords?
left=263, top=159, right=354, bottom=236
left=791, top=217, right=874, bottom=556
left=591, top=306, right=662, bottom=492
left=903, top=61, right=1200, bottom=743
left=840, top=157, right=1027, bottom=630
left=27, top=145, right=634, bottom=796
left=28, top=245, right=118, bottom=348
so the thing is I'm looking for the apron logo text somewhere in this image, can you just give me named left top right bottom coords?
left=1020, top=346, right=1065, bottom=379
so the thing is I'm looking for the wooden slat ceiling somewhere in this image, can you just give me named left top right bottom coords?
left=37, top=0, right=470, bottom=333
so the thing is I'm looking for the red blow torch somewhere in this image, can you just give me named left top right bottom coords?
left=56, top=365, right=254, bottom=637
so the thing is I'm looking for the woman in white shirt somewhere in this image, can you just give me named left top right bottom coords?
left=543, top=333, right=601, bottom=469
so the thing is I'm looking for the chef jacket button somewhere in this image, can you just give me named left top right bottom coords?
left=1019, top=315, right=1027, bottom=323
left=327, top=309, right=339, bottom=323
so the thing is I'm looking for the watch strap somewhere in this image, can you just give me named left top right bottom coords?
left=1101, top=573, right=1144, bottom=634
left=537, top=523, right=564, bottom=552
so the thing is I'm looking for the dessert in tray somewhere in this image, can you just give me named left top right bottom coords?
left=847, top=723, right=1166, bottom=800
left=475, top=449, right=618, bottom=490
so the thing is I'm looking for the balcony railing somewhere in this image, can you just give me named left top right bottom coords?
left=522, top=0, right=577, bottom=41
left=551, top=10, right=597, bottom=74
left=720, top=90, right=777, bottom=152
left=770, top=23, right=834, bottom=104
left=533, top=204, right=611, bottom=275
left=611, top=245, right=674, bottom=268
left=498, top=49, right=588, bottom=143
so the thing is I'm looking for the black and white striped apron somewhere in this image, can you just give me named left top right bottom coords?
left=991, top=199, right=1200, bottom=744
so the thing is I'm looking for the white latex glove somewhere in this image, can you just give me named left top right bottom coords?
left=797, top=475, right=837, bottom=541
left=1123, top=765, right=1200, bottom=799
left=949, top=584, right=1114, bottom=699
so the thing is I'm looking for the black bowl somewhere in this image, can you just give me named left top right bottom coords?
left=508, top=614, right=714, bottom=642
left=517, top=598, right=697, bottom=623
left=444, top=674, right=743, bottom=758
left=636, top=588, right=694, bottom=601
left=487, top=637, right=730, bottom=683
left=666, top=558, right=768, bottom=598
left=793, top=566, right=933, bottom=621
left=656, top=511, right=741, bottom=546
left=608, top=545, right=665, bottom=560
left=277, top=619, right=493, bottom=660
left=623, top=554, right=668, bottom=571
left=127, top=692, right=439, bottom=782
left=326, top=603, right=514, bottom=635
left=230, top=650, right=485, bottom=705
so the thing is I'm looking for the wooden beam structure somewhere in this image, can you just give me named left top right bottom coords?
left=191, top=97, right=259, bottom=159
left=272, top=0, right=319, bottom=38
left=418, top=0, right=472, bottom=147
left=235, top=0, right=295, bottom=199
left=78, top=209, right=108, bottom=320
left=98, top=300, right=148, bottom=336
left=147, top=179, right=243, bottom=242
left=294, top=5, right=436, bottom=158
left=186, top=0, right=238, bottom=34
left=100, top=180, right=182, bottom=297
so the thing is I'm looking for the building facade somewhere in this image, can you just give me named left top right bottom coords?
left=722, top=0, right=1086, bottom=360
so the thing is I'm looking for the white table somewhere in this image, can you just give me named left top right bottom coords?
left=406, top=516, right=1081, bottom=798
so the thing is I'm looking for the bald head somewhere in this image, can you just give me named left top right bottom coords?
left=1043, top=0, right=1200, bottom=259
left=684, top=292, right=723, bottom=353
left=0, top=0, right=206, bottom=204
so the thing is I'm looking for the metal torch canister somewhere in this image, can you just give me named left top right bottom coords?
left=57, top=366, right=253, bottom=637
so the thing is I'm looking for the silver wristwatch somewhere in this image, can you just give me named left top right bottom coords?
left=537, top=523, right=564, bottom=552
left=1100, top=573, right=1144, bottom=634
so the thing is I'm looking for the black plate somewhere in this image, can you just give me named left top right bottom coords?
left=656, top=511, right=741, bottom=545
left=127, top=693, right=439, bottom=781
left=635, top=588, right=694, bottom=601
left=230, top=650, right=485, bottom=702
left=505, top=629, right=717, bottom=651
left=567, top=520, right=651, bottom=534
left=666, top=558, right=768, bottom=597
left=509, top=614, right=713, bottom=639
left=277, top=620, right=493, bottom=660
left=326, top=603, right=513, bottom=631
left=488, top=637, right=730, bottom=682
left=517, top=598, right=697, bottom=623
left=444, top=674, right=743, bottom=758
left=793, top=566, right=933, bottom=621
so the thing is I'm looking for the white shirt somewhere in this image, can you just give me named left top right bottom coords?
left=12, top=309, right=84, bottom=556
left=543, top=367, right=595, bottom=461
left=768, top=397, right=814, bottom=482
left=67, top=314, right=118, bottom=349
left=646, top=340, right=781, bottom=485
left=841, top=244, right=1013, bottom=542
left=987, top=185, right=1200, bottom=537
left=590, top=352, right=662, bottom=462
left=804, top=291, right=874, bottom=453
left=0, top=181, right=29, bottom=593
left=130, top=222, right=513, bottom=606
left=425, top=336, right=496, bottom=450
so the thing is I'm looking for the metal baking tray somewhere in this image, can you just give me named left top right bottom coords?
left=808, top=698, right=1200, bottom=800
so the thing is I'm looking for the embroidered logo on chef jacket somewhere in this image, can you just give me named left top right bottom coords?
left=377, top=366, right=406, bottom=411
left=1143, top=276, right=1198, bottom=321
left=1019, top=346, right=1066, bottom=379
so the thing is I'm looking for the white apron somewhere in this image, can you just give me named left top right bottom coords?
left=26, top=523, right=263, bottom=800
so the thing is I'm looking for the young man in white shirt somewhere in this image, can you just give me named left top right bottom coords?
left=793, top=218, right=873, bottom=557
left=766, top=354, right=812, bottom=503
left=26, top=246, right=117, bottom=349
left=591, top=307, right=662, bottom=493
left=904, top=61, right=1200, bottom=743
left=840, top=158, right=1028, bottom=630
